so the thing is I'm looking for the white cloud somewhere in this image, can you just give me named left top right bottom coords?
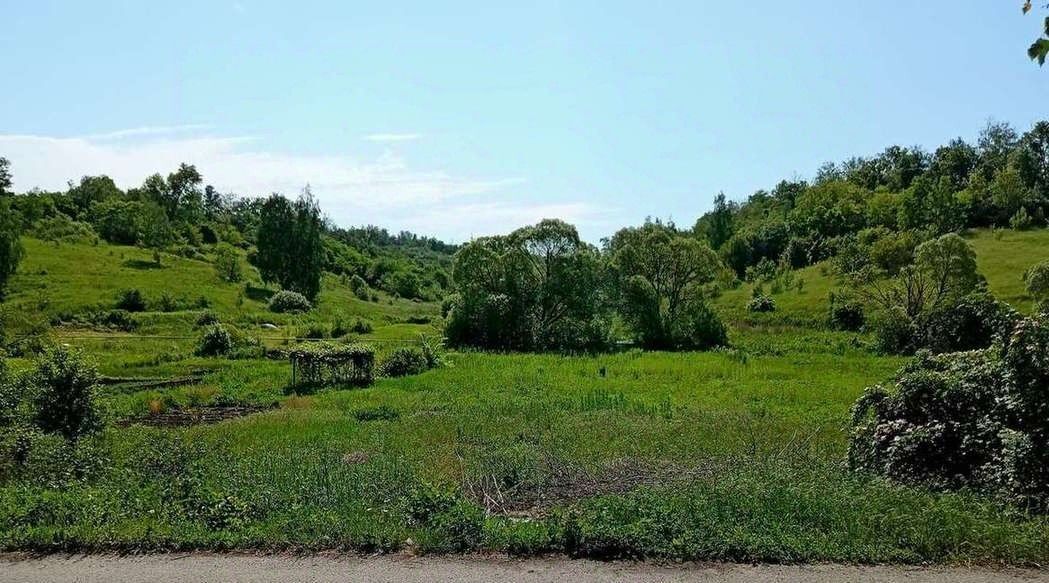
left=83, top=124, right=213, bottom=140
left=362, top=133, right=422, bottom=143
left=0, top=129, right=599, bottom=241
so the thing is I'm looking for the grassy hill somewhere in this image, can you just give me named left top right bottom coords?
left=712, top=228, right=1049, bottom=328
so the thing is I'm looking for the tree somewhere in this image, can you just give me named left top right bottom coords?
left=853, top=233, right=980, bottom=321
left=68, top=175, right=122, bottom=215
left=29, top=346, right=101, bottom=442
left=255, top=189, right=324, bottom=300
left=140, top=203, right=175, bottom=264
left=0, top=158, right=11, bottom=196
left=609, top=222, right=725, bottom=349
left=693, top=192, right=735, bottom=250
left=0, top=198, right=24, bottom=298
left=1024, top=1, right=1049, bottom=65
left=445, top=219, right=608, bottom=351
left=213, top=243, right=242, bottom=282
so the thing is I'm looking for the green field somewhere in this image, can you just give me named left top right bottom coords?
left=3, top=230, right=1049, bottom=562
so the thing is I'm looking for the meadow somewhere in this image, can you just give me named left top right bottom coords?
left=2, top=230, right=1049, bottom=563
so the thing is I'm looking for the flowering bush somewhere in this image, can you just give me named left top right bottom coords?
left=849, top=315, right=1049, bottom=510
left=268, top=290, right=311, bottom=313
left=746, top=293, right=776, bottom=313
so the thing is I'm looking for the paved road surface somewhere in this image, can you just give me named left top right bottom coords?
left=1, top=553, right=1046, bottom=583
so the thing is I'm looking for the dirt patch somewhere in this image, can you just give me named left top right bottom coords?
left=120, top=404, right=276, bottom=428
left=464, top=458, right=711, bottom=516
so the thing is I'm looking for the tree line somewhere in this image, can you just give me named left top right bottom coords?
left=0, top=158, right=452, bottom=302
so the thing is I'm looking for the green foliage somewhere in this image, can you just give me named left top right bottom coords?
left=828, top=292, right=864, bottom=331
left=378, top=347, right=429, bottom=377
left=446, top=219, right=609, bottom=351
left=1011, top=207, right=1034, bottom=230
left=1025, top=260, right=1049, bottom=300
left=29, top=214, right=98, bottom=245
left=27, top=347, right=101, bottom=442
left=268, top=289, right=312, bottom=313
left=197, top=324, right=235, bottom=357
left=850, top=315, right=1049, bottom=510
left=746, top=291, right=776, bottom=313
left=1024, top=2, right=1049, bottom=65
left=0, top=199, right=25, bottom=298
left=115, top=288, right=146, bottom=312
left=213, top=243, right=243, bottom=282
left=256, top=190, right=324, bottom=300
left=611, top=221, right=726, bottom=350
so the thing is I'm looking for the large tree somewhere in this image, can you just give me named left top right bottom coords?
left=609, top=221, right=726, bottom=350
left=256, top=189, right=324, bottom=300
left=446, top=219, right=608, bottom=351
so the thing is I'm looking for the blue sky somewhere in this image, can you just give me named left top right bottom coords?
left=1, top=1, right=1046, bottom=242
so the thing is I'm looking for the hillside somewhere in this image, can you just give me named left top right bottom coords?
left=711, top=228, right=1049, bottom=329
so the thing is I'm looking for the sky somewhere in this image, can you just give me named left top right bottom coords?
left=0, top=1, right=1046, bottom=243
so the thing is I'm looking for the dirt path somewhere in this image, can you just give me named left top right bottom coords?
left=1, top=553, right=1046, bottom=583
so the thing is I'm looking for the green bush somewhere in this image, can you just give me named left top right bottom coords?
left=196, top=324, right=234, bottom=357
left=93, top=309, right=137, bottom=332
left=871, top=308, right=917, bottom=355
left=28, top=347, right=102, bottom=442
left=115, top=288, right=146, bottom=312
left=746, top=292, right=776, bottom=313
left=849, top=315, right=1049, bottom=510
left=195, top=310, right=219, bottom=327
left=30, top=215, right=99, bottom=245
left=378, top=347, right=428, bottom=377
left=213, top=243, right=242, bottom=282
left=349, top=274, right=370, bottom=300
left=268, top=289, right=311, bottom=313
left=1025, top=260, right=1049, bottom=301
left=1010, top=207, right=1034, bottom=230
left=331, top=316, right=372, bottom=338
left=828, top=293, right=864, bottom=331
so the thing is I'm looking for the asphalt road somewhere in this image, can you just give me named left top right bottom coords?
left=1, top=554, right=1047, bottom=583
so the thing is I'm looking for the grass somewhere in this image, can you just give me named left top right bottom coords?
left=3, top=231, right=1049, bottom=562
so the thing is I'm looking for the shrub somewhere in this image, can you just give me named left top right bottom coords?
left=30, top=215, right=99, bottom=245
left=828, top=293, right=864, bottom=331
left=917, top=291, right=1019, bottom=354
left=301, top=323, right=328, bottom=339
left=213, top=243, right=243, bottom=282
left=268, top=289, right=311, bottom=313
left=331, top=316, right=372, bottom=338
left=746, top=291, right=776, bottom=313
left=1024, top=260, right=1049, bottom=301
left=849, top=315, right=1049, bottom=510
left=154, top=291, right=188, bottom=313
left=94, top=309, right=137, bottom=332
left=28, top=347, right=101, bottom=442
left=197, top=324, right=234, bottom=357
left=673, top=300, right=728, bottom=350
left=1010, top=207, right=1034, bottom=230
left=195, top=310, right=219, bottom=327
left=349, top=274, right=370, bottom=300
left=871, top=307, right=916, bottom=355
left=115, top=288, right=146, bottom=312
left=378, top=347, right=428, bottom=377
left=419, top=335, right=451, bottom=369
